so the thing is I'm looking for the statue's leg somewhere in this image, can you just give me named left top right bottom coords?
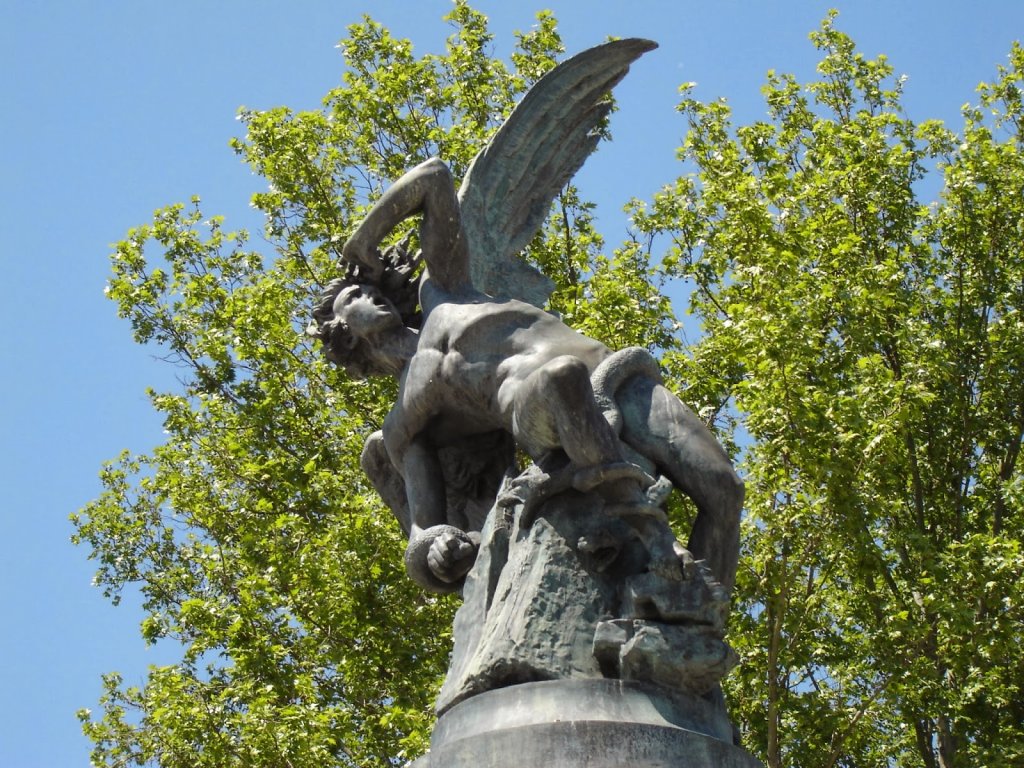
left=616, top=376, right=744, bottom=592
left=361, top=431, right=413, bottom=536
left=511, top=355, right=624, bottom=467
left=509, top=357, right=679, bottom=573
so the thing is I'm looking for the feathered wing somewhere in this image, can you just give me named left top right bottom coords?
left=457, top=38, right=657, bottom=306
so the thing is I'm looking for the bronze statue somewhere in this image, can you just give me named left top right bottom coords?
left=309, top=39, right=742, bottom=597
left=307, top=42, right=766, bottom=767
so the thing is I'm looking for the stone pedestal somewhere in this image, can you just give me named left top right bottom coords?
left=437, top=486, right=737, bottom=713
left=404, top=478, right=761, bottom=767
left=409, top=679, right=762, bottom=767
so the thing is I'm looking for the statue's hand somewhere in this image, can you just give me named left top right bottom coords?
left=404, top=524, right=480, bottom=593
left=427, top=529, right=479, bottom=583
left=342, top=236, right=384, bottom=282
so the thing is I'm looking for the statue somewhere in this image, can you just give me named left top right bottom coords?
left=309, top=38, right=759, bottom=768
left=312, top=155, right=743, bottom=590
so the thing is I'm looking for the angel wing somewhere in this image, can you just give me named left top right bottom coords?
left=457, top=38, right=657, bottom=307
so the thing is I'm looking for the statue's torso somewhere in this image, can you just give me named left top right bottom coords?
left=396, top=295, right=609, bottom=445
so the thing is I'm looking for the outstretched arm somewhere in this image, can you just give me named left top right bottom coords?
left=343, top=158, right=472, bottom=292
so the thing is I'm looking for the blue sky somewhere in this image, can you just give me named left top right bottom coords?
left=2, top=2, right=1022, bottom=765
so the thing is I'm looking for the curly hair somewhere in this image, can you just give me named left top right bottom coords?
left=307, top=236, right=422, bottom=370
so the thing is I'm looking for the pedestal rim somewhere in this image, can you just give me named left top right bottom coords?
left=432, top=677, right=736, bottom=748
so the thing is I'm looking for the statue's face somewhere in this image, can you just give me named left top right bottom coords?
left=332, top=284, right=402, bottom=337
left=328, top=284, right=408, bottom=378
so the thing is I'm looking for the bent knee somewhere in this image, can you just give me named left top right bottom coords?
left=360, top=430, right=387, bottom=472
left=721, top=468, right=745, bottom=518
left=537, top=355, right=591, bottom=393
left=704, top=459, right=744, bottom=515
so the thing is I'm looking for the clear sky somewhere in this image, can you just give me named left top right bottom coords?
left=2, top=2, right=1022, bottom=765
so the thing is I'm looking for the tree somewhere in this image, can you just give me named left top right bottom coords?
left=631, top=12, right=1024, bottom=767
left=74, top=6, right=1023, bottom=767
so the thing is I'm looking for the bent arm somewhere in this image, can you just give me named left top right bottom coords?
left=397, top=436, right=448, bottom=535
left=344, top=158, right=472, bottom=292
left=382, top=399, right=446, bottom=534
left=360, top=431, right=412, bottom=536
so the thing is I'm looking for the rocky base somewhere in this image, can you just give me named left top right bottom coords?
left=417, top=463, right=751, bottom=766
left=437, top=484, right=735, bottom=712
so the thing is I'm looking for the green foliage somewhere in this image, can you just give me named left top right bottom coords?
left=632, top=12, right=1024, bottom=767
left=75, top=6, right=1023, bottom=768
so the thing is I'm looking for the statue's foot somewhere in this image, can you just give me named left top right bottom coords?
left=498, top=464, right=575, bottom=528
left=500, top=461, right=661, bottom=531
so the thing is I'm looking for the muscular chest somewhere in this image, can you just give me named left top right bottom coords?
left=400, top=345, right=502, bottom=436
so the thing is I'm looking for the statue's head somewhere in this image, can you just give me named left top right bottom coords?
left=308, top=280, right=407, bottom=378
left=308, top=237, right=421, bottom=379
